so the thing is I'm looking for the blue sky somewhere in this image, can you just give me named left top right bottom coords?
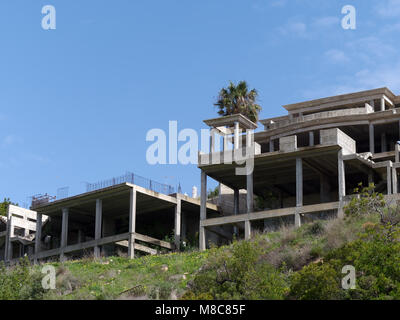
left=1, top=0, right=400, bottom=205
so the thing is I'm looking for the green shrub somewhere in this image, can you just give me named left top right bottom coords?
left=0, top=257, right=46, bottom=300
left=289, top=262, right=342, bottom=300
left=306, top=220, right=325, bottom=236
left=290, top=223, right=400, bottom=300
left=184, top=240, right=289, bottom=300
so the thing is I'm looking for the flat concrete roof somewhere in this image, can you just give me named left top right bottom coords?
left=34, top=183, right=218, bottom=217
left=256, top=107, right=400, bottom=143
left=204, top=114, right=258, bottom=129
left=283, top=87, right=397, bottom=112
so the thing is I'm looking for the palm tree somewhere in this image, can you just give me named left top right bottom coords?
left=214, top=81, right=262, bottom=123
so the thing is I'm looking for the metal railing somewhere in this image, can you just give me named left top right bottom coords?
left=85, top=172, right=175, bottom=195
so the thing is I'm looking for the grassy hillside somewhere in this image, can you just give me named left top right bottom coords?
left=1, top=185, right=400, bottom=300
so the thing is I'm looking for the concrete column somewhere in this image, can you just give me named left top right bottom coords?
left=246, top=172, right=254, bottom=213
left=295, top=158, right=303, bottom=227
left=34, top=213, right=42, bottom=262
left=210, top=130, right=215, bottom=153
left=369, top=124, right=375, bottom=154
left=223, top=132, right=228, bottom=151
left=126, top=189, right=137, bottom=259
left=199, top=170, right=207, bottom=251
left=247, top=130, right=253, bottom=148
left=392, top=167, right=398, bottom=194
left=370, top=100, right=375, bottom=109
left=244, top=220, right=251, bottom=240
left=320, top=174, right=331, bottom=203
left=234, top=121, right=240, bottom=150
left=4, top=207, right=12, bottom=262
left=396, top=143, right=400, bottom=163
left=78, top=230, right=84, bottom=243
left=381, top=97, right=385, bottom=111
left=368, top=169, right=374, bottom=186
left=269, top=139, right=274, bottom=152
left=233, top=189, right=239, bottom=236
left=338, top=151, right=346, bottom=218
left=381, top=133, right=387, bottom=152
left=174, top=196, right=182, bottom=250
left=181, top=212, right=187, bottom=244
left=387, top=165, right=392, bottom=195
left=398, top=120, right=400, bottom=141
left=60, top=208, right=69, bottom=262
left=128, top=188, right=137, bottom=259
left=309, top=131, right=314, bottom=147
left=234, top=189, right=239, bottom=215
left=94, top=199, right=102, bottom=258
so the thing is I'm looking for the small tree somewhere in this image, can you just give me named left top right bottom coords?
left=344, top=183, right=385, bottom=220
left=0, top=198, right=17, bottom=216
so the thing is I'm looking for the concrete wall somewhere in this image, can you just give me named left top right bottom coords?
left=320, top=128, right=356, bottom=155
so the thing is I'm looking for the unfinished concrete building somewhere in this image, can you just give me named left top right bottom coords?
left=198, top=87, right=400, bottom=249
left=2, top=175, right=218, bottom=264
left=4, top=87, right=400, bottom=262
left=0, top=205, right=48, bottom=261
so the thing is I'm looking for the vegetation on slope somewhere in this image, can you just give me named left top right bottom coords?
left=1, top=184, right=400, bottom=300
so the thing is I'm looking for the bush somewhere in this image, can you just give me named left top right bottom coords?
left=183, top=241, right=289, bottom=300
left=0, top=257, right=46, bottom=300
left=306, top=220, right=325, bottom=236
left=290, top=223, right=400, bottom=300
left=289, top=262, right=342, bottom=300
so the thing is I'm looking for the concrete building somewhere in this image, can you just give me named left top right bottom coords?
left=0, top=205, right=48, bottom=261
left=198, top=87, right=400, bottom=249
left=4, top=87, right=400, bottom=261
left=2, top=178, right=218, bottom=264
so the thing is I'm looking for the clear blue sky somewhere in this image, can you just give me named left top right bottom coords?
left=1, top=0, right=400, bottom=206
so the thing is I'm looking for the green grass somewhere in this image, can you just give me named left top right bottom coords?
left=2, top=209, right=382, bottom=300
left=42, top=250, right=209, bottom=300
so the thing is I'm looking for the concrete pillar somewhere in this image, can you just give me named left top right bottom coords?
left=128, top=188, right=137, bottom=259
left=398, top=120, right=400, bottom=141
left=381, top=133, right=387, bottom=152
left=181, top=212, right=187, bottom=244
left=320, top=174, right=331, bottom=203
left=210, top=130, right=215, bottom=153
left=60, top=208, right=69, bottom=262
left=368, top=169, right=374, bottom=186
left=234, top=121, right=240, bottom=150
left=381, top=97, right=385, bottom=111
left=94, top=199, right=102, bottom=258
left=199, top=170, right=207, bottom=251
left=246, top=172, right=254, bottom=213
left=387, top=165, right=392, bottom=195
left=223, top=132, right=228, bottom=151
left=233, top=189, right=239, bottom=236
left=174, top=196, right=182, bottom=250
left=295, top=158, right=303, bottom=227
left=34, top=213, right=42, bottom=262
left=369, top=124, right=375, bottom=154
left=78, top=230, right=84, bottom=243
left=396, top=143, right=400, bottom=163
left=4, top=207, right=12, bottom=262
left=392, top=167, right=398, bottom=194
left=370, top=100, right=375, bottom=109
left=309, top=131, right=314, bottom=147
left=244, top=220, right=251, bottom=240
left=269, top=139, right=274, bottom=152
left=247, top=130, right=253, bottom=148
left=338, top=151, right=346, bottom=218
